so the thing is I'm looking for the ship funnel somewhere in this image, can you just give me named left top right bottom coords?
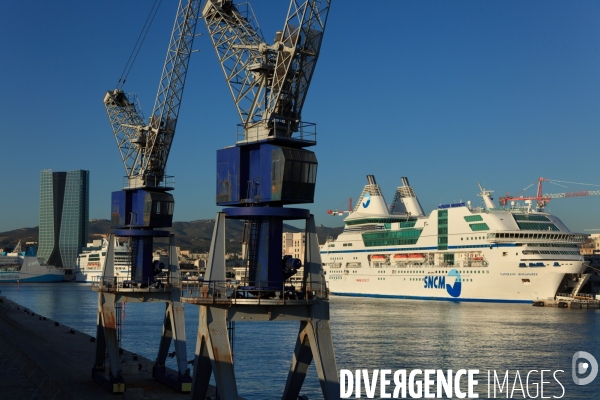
left=351, top=175, right=389, bottom=215
left=389, top=177, right=425, bottom=216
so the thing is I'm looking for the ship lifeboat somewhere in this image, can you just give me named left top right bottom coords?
left=393, top=254, right=408, bottom=259
left=407, top=253, right=425, bottom=260
left=371, top=255, right=386, bottom=260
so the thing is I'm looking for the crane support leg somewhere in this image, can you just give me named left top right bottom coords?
left=203, top=212, right=226, bottom=282
left=283, top=215, right=339, bottom=399
left=191, top=326, right=213, bottom=400
left=283, top=319, right=339, bottom=400
left=92, top=292, right=125, bottom=393
left=191, top=305, right=238, bottom=399
left=153, top=301, right=192, bottom=392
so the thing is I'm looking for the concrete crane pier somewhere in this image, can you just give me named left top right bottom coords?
left=182, top=213, right=339, bottom=399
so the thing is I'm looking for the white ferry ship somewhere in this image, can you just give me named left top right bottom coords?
left=321, top=176, right=589, bottom=303
left=0, top=241, right=64, bottom=283
left=75, top=237, right=131, bottom=282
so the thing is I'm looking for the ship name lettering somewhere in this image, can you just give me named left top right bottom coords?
left=423, top=276, right=446, bottom=289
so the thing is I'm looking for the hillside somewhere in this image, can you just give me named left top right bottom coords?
left=1, top=220, right=343, bottom=253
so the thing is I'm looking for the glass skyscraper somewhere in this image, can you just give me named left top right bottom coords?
left=38, top=170, right=89, bottom=269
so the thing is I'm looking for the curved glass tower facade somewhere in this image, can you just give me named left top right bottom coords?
left=38, top=170, right=89, bottom=269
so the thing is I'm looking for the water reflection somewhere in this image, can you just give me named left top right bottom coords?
left=1, top=284, right=598, bottom=399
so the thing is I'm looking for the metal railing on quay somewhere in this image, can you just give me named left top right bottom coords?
left=91, top=275, right=174, bottom=292
left=181, top=279, right=329, bottom=304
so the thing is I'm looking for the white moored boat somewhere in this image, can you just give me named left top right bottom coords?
left=0, top=241, right=64, bottom=283
left=321, top=176, right=588, bottom=303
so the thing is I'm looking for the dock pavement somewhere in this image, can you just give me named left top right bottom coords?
left=0, top=295, right=226, bottom=400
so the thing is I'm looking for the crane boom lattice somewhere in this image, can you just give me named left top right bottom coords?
left=203, top=0, right=330, bottom=142
left=104, top=0, right=201, bottom=188
left=104, top=91, right=147, bottom=181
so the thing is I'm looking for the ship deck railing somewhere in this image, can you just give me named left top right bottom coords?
left=487, top=232, right=587, bottom=243
left=180, top=279, right=329, bottom=306
left=480, top=206, right=539, bottom=213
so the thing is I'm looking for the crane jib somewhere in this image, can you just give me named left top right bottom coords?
left=104, top=0, right=201, bottom=189
left=203, top=0, right=331, bottom=143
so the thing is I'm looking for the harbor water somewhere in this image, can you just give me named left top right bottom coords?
left=1, top=283, right=598, bottom=399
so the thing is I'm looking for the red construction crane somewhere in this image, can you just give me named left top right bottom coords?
left=327, top=197, right=353, bottom=216
left=499, top=177, right=600, bottom=211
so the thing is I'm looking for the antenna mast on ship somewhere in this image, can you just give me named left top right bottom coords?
left=477, top=182, right=496, bottom=210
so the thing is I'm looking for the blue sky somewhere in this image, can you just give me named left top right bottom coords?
left=2, top=1, right=600, bottom=233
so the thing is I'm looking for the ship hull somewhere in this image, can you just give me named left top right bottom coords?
left=0, top=256, right=64, bottom=283
left=324, top=251, right=586, bottom=303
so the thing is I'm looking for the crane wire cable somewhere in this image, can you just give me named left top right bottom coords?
left=117, top=0, right=164, bottom=89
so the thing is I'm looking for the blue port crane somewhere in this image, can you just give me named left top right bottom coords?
left=185, top=1, right=339, bottom=399
left=93, top=0, right=201, bottom=393
left=102, top=0, right=201, bottom=285
left=203, top=0, right=330, bottom=286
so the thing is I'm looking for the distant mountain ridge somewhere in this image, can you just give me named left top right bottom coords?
left=0, top=220, right=343, bottom=254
